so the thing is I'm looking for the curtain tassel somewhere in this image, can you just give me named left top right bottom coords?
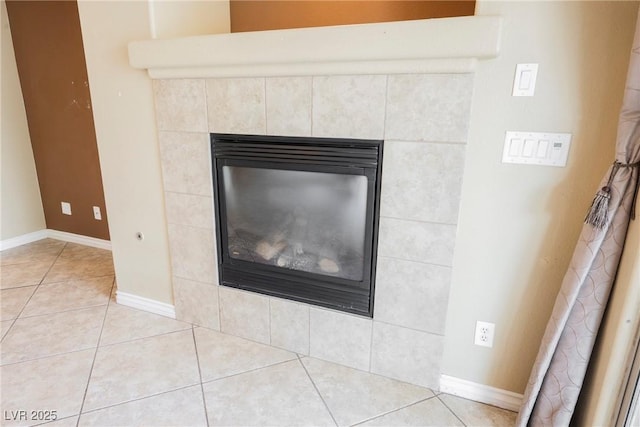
left=585, top=160, right=640, bottom=229
left=585, top=186, right=612, bottom=229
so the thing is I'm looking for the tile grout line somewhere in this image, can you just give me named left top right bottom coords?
left=349, top=395, right=437, bottom=427
left=97, top=326, right=193, bottom=350
left=310, top=76, right=315, bottom=136
left=0, top=318, right=17, bottom=344
left=200, top=356, right=298, bottom=386
left=376, top=253, right=454, bottom=270
left=191, top=326, right=211, bottom=427
left=31, top=273, right=118, bottom=288
left=297, top=354, right=339, bottom=427
left=76, top=276, right=116, bottom=426
left=382, top=74, right=389, bottom=140
left=75, top=384, right=201, bottom=418
left=0, top=346, right=105, bottom=369
left=436, top=394, right=468, bottom=427
left=17, top=301, right=111, bottom=321
left=5, top=242, right=68, bottom=326
left=379, top=214, right=458, bottom=227
left=38, top=242, right=67, bottom=286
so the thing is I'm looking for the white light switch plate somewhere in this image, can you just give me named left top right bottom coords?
left=513, top=63, right=539, bottom=96
left=502, top=131, right=572, bottom=167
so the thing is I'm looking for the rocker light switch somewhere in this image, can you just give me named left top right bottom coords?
left=502, top=131, right=571, bottom=167
left=513, top=64, right=539, bottom=96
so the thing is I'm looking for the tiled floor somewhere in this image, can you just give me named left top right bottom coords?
left=0, top=239, right=517, bottom=427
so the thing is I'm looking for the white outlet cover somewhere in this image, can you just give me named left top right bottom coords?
left=474, top=321, right=495, bottom=348
left=61, top=202, right=72, bottom=215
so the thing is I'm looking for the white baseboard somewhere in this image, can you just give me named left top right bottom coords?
left=116, top=291, right=176, bottom=319
left=440, top=375, right=523, bottom=412
left=0, top=230, right=49, bottom=251
left=45, top=229, right=111, bottom=250
left=0, top=229, right=111, bottom=251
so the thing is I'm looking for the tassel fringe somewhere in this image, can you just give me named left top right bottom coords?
left=585, top=186, right=611, bottom=229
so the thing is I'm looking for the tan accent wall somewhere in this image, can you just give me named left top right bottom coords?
left=6, top=0, right=109, bottom=240
left=1, top=0, right=46, bottom=241
left=230, top=0, right=475, bottom=33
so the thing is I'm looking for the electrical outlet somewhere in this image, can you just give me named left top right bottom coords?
left=93, top=206, right=102, bottom=220
left=474, top=321, right=495, bottom=348
left=61, top=201, right=72, bottom=215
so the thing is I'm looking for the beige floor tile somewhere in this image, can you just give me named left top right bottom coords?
left=359, top=397, right=463, bottom=426
left=43, top=244, right=114, bottom=284
left=0, top=349, right=95, bottom=426
left=203, top=359, right=335, bottom=426
left=99, top=303, right=192, bottom=346
left=302, top=357, right=434, bottom=426
left=1, top=320, right=13, bottom=340
left=439, top=394, right=517, bottom=427
left=78, top=386, right=207, bottom=427
left=1, top=286, right=37, bottom=320
left=1, top=306, right=106, bottom=365
left=0, top=239, right=66, bottom=266
left=21, top=276, right=113, bottom=317
left=194, top=327, right=296, bottom=382
left=1, top=261, right=53, bottom=289
left=83, top=330, right=200, bottom=411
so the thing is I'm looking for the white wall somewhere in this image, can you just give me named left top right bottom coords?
left=0, top=0, right=46, bottom=241
left=443, top=0, right=639, bottom=394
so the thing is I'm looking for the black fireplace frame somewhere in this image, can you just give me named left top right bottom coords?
left=211, top=133, right=382, bottom=317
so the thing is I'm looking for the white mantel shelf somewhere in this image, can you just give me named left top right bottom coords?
left=128, top=16, right=502, bottom=78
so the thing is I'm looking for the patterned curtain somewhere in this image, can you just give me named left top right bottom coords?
left=516, top=9, right=640, bottom=427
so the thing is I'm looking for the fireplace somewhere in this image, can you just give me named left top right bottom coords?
left=211, top=133, right=382, bottom=316
left=136, top=11, right=502, bottom=384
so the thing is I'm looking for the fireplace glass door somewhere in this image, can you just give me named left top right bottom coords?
left=212, top=133, right=382, bottom=316
left=223, top=166, right=367, bottom=281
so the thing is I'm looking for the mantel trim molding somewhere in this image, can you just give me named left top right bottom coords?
left=128, top=15, right=502, bottom=78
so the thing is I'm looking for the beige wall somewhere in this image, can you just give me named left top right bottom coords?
left=77, top=0, right=638, bottom=399
left=0, top=0, right=45, bottom=241
left=77, top=0, right=230, bottom=303
left=77, top=0, right=173, bottom=302
left=151, top=0, right=229, bottom=38
left=443, top=0, right=639, bottom=393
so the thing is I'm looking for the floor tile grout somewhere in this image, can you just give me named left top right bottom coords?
left=191, top=326, right=211, bottom=427
left=76, top=276, right=116, bottom=426
left=76, top=383, right=201, bottom=418
left=97, top=323, right=194, bottom=349
left=200, top=355, right=299, bottom=386
left=437, top=393, right=468, bottom=427
left=297, top=354, right=339, bottom=427
left=38, top=242, right=68, bottom=285
left=17, top=302, right=110, bottom=320
left=349, top=395, right=437, bottom=427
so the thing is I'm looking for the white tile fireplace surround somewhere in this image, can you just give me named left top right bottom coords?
left=130, top=16, right=501, bottom=390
